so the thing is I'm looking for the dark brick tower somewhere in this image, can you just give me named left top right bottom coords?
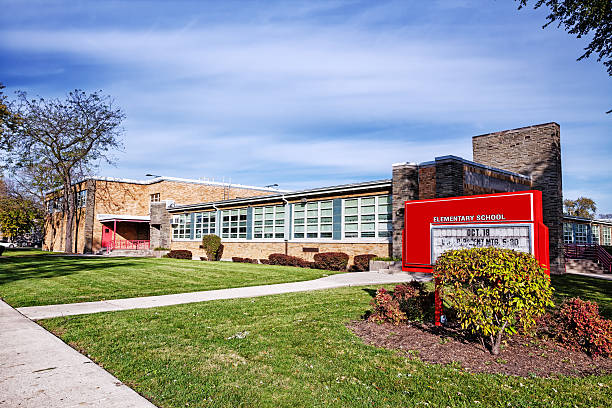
left=472, top=123, right=564, bottom=274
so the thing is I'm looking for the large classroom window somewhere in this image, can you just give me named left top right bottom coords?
left=343, top=195, right=392, bottom=238
left=172, top=214, right=191, bottom=239
left=254, top=205, right=285, bottom=239
left=574, top=224, right=588, bottom=244
left=222, top=208, right=247, bottom=239
left=603, top=227, right=612, bottom=246
left=194, top=211, right=216, bottom=239
left=591, top=225, right=600, bottom=245
left=563, top=223, right=574, bottom=244
left=77, top=190, right=87, bottom=208
left=293, top=201, right=333, bottom=239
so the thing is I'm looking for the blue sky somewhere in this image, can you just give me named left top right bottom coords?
left=1, top=0, right=611, bottom=212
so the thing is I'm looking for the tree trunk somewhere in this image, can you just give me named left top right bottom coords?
left=63, top=179, right=75, bottom=254
left=490, top=321, right=509, bottom=355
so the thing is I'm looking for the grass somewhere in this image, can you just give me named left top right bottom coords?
left=40, top=275, right=612, bottom=408
left=0, top=252, right=339, bottom=307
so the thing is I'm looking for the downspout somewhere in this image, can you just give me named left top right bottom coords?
left=282, top=195, right=289, bottom=255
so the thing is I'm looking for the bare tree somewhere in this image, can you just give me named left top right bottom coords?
left=1, top=89, right=125, bottom=253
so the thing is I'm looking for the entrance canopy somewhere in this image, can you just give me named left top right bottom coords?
left=97, top=214, right=150, bottom=223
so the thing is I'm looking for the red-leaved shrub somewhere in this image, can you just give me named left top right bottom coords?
left=259, top=259, right=270, bottom=265
left=232, top=257, right=258, bottom=264
left=544, top=298, right=612, bottom=357
left=369, top=288, right=406, bottom=325
left=165, top=250, right=193, bottom=259
left=313, top=252, right=349, bottom=271
left=350, top=254, right=377, bottom=271
left=268, top=253, right=310, bottom=268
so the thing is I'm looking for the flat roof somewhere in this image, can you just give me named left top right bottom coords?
left=97, top=214, right=151, bottom=223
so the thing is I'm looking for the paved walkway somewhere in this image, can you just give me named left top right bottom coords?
left=567, top=271, right=612, bottom=281
left=0, top=300, right=156, bottom=408
left=18, top=271, right=419, bottom=320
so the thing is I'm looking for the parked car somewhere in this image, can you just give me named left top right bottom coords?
left=0, top=241, right=16, bottom=248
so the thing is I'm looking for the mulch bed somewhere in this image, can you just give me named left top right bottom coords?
left=348, top=320, right=612, bottom=377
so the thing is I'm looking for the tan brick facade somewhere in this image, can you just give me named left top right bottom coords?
left=170, top=240, right=392, bottom=265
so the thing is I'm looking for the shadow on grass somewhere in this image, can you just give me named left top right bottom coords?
left=0, top=255, right=142, bottom=285
left=551, top=274, right=612, bottom=319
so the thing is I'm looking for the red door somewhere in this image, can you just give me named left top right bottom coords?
left=102, top=226, right=113, bottom=248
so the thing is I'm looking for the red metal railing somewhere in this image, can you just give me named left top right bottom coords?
left=102, top=240, right=150, bottom=251
left=564, top=244, right=612, bottom=273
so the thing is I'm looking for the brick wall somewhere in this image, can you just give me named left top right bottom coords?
left=418, top=165, right=436, bottom=199
left=435, top=157, right=464, bottom=198
left=463, top=164, right=531, bottom=195
left=146, top=180, right=273, bottom=206
left=170, top=240, right=392, bottom=265
left=472, top=122, right=564, bottom=274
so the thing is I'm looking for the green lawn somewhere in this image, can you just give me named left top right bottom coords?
left=40, top=275, right=612, bottom=408
left=0, top=253, right=337, bottom=307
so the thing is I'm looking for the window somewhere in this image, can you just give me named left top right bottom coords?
left=575, top=224, right=587, bottom=244
left=603, top=227, right=612, bottom=246
left=254, top=205, right=285, bottom=239
left=150, top=193, right=160, bottom=202
left=222, top=208, right=247, bottom=239
left=172, top=214, right=191, bottom=239
left=563, top=223, right=573, bottom=244
left=592, top=225, right=600, bottom=245
left=292, top=201, right=333, bottom=239
left=343, top=195, right=392, bottom=239
left=77, top=190, right=87, bottom=208
left=194, top=212, right=216, bottom=239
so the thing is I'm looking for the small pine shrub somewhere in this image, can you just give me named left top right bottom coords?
left=545, top=298, right=612, bottom=357
left=350, top=254, right=377, bottom=271
left=369, top=288, right=406, bottom=325
left=313, top=252, right=349, bottom=271
left=201, top=235, right=223, bottom=261
left=268, top=253, right=309, bottom=268
left=166, top=250, right=193, bottom=259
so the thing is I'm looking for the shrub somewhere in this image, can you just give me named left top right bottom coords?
left=0, top=246, right=4, bottom=256
left=350, top=254, right=377, bottom=272
left=201, top=235, right=222, bottom=261
left=232, top=257, right=258, bottom=264
left=153, top=247, right=169, bottom=251
left=434, top=248, right=554, bottom=355
left=394, top=282, right=434, bottom=322
left=166, top=250, right=193, bottom=259
left=259, top=258, right=270, bottom=265
left=313, top=252, right=349, bottom=271
left=544, top=298, right=612, bottom=357
left=268, top=253, right=309, bottom=268
left=372, top=256, right=401, bottom=262
left=369, top=288, right=406, bottom=325
left=368, top=282, right=434, bottom=324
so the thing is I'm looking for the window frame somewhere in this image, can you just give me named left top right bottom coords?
left=341, top=195, right=392, bottom=240
left=574, top=223, right=588, bottom=244
left=291, top=200, right=333, bottom=240
left=563, top=223, right=574, bottom=244
left=150, top=193, right=160, bottom=203
left=221, top=208, right=248, bottom=239
left=253, top=205, right=285, bottom=239
left=172, top=214, right=191, bottom=240
left=602, top=226, right=612, bottom=246
left=194, top=211, right=216, bottom=239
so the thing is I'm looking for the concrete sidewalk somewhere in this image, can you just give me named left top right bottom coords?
left=0, top=300, right=157, bottom=408
left=18, top=271, right=418, bottom=320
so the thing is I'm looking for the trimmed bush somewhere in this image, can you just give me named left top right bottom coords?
left=201, top=235, right=222, bottom=261
left=166, top=250, right=193, bottom=259
left=268, top=253, right=309, bottom=268
left=434, top=248, right=554, bottom=355
left=368, top=282, right=434, bottom=324
left=259, top=259, right=270, bottom=265
left=350, top=254, right=377, bottom=271
left=543, top=298, right=612, bottom=357
left=232, top=257, right=258, bottom=264
left=153, top=247, right=169, bottom=251
left=313, top=252, right=349, bottom=271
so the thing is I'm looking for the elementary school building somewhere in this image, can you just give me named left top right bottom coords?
left=44, top=122, right=567, bottom=274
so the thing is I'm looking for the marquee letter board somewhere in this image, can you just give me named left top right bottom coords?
left=402, top=191, right=549, bottom=274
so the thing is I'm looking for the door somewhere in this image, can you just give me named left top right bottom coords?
left=102, top=225, right=113, bottom=248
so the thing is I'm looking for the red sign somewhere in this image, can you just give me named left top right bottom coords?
left=402, top=191, right=549, bottom=274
